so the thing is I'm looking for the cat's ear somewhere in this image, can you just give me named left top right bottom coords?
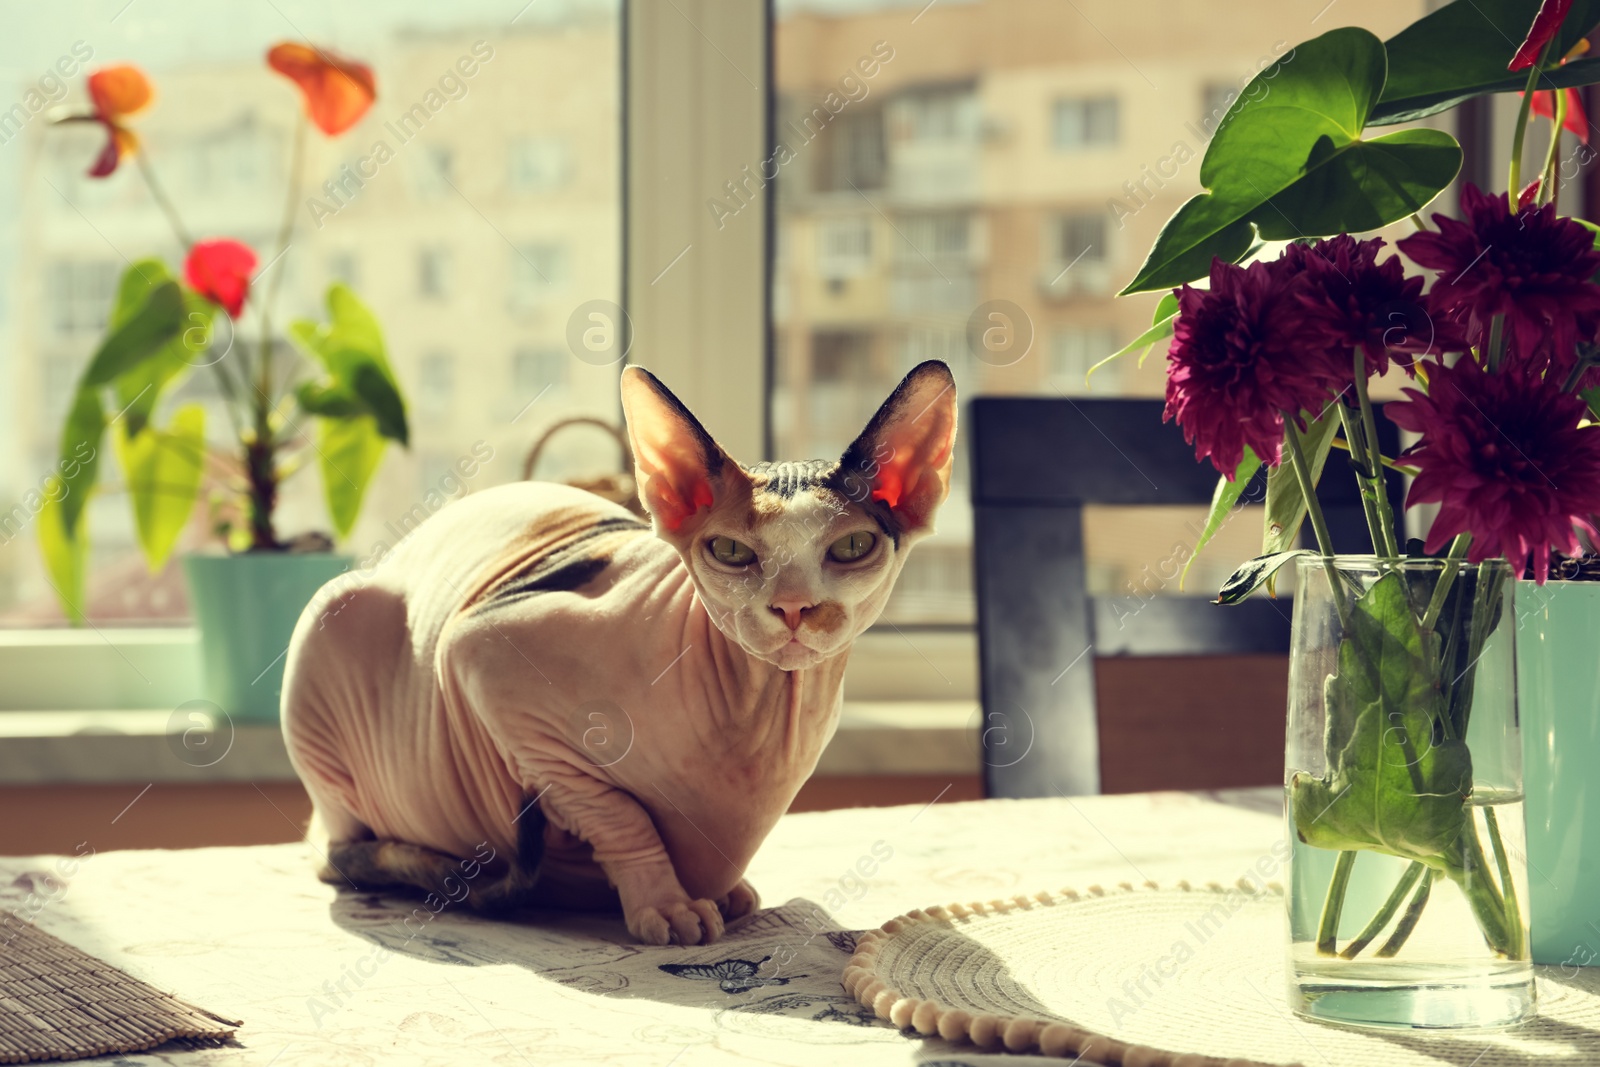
left=621, top=366, right=744, bottom=533
left=837, top=361, right=958, bottom=537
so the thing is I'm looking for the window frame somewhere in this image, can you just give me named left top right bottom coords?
left=7, top=0, right=974, bottom=713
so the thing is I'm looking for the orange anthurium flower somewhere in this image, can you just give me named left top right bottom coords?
left=84, top=64, right=154, bottom=178
left=266, top=43, right=376, bottom=136
left=185, top=239, right=259, bottom=319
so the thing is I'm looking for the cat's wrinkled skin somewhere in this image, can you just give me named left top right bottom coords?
left=281, top=360, right=957, bottom=945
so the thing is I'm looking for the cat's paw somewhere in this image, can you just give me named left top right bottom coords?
left=628, top=897, right=725, bottom=946
left=717, top=878, right=760, bottom=920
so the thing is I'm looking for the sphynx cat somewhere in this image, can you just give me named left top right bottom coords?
left=280, top=360, right=957, bottom=945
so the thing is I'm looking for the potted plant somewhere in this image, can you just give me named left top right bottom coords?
left=1104, top=0, right=1600, bottom=1030
left=39, top=45, right=407, bottom=722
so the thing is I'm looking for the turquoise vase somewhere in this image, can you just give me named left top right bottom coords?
left=182, top=553, right=350, bottom=723
left=1516, top=579, right=1600, bottom=967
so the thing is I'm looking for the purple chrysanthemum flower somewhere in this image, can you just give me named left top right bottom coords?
left=1164, top=258, right=1343, bottom=477
left=1398, top=183, right=1600, bottom=379
left=1388, top=357, right=1600, bottom=581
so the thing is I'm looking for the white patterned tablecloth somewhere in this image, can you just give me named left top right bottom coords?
left=0, top=790, right=1287, bottom=1067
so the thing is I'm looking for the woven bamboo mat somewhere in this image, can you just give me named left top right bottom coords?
left=0, top=909, right=240, bottom=1064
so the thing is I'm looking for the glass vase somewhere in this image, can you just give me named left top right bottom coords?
left=1284, top=556, right=1534, bottom=1029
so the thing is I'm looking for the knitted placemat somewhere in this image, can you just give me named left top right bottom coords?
left=0, top=910, right=240, bottom=1064
left=842, top=879, right=1600, bottom=1067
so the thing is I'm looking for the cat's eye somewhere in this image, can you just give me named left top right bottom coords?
left=827, top=531, right=877, bottom=564
left=708, top=536, right=757, bottom=566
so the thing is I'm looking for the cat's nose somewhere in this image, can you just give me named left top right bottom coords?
left=768, top=596, right=813, bottom=631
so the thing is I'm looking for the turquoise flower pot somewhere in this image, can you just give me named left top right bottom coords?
left=1516, top=579, right=1600, bottom=967
left=183, top=553, right=350, bottom=723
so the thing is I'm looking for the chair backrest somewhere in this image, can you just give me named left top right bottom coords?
left=969, top=396, right=1404, bottom=798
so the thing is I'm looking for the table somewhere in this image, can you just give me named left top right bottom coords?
left=1, top=790, right=1291, bottom=1066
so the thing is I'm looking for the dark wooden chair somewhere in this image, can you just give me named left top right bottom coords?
left=970, top=396, right=1404, bottom=798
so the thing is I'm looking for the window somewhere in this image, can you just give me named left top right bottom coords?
left=1049, top=327, right=1119, bottom=394
left=1200, top=81, right=1239, bottom=138
left=816, top=216, right=872, bottom=279
left=0, top=3, right=622, bottom=631
left=47, top=262, right=119, bottom=335
left=891, top=87, right=976, bottom=143
left=894, top=211, right=969, bottom=265
left=418, top=246, right=452, bottom=298
left=417, top=352, right=456, bottom=418
left=327, top=252, right=359, bottom=289
left=1042, top=212, right=1111, bottom=296
left=1052, top=95, right=1119, bottom=149
left=772, top=1, right=1422, bottom=627
left=512, top=346, right=569, bottom=404
left=509, top=243, right=569, bottom=310
left=822, top=108, right=885, bottom=192
left=413, top=145, right=454, bottom=200
left=509, top=136, right=572, bottom=192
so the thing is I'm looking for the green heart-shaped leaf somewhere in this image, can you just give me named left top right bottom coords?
left=1122, top=27, right=1461, bottom=295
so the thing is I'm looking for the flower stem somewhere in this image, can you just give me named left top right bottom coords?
left=1340, top=860, right=1425, bottom=959
left=1376, top=869, right=1433, bottom=958
left=1283, top=414, right=1350, bottom=629
left=1317, top=849, right=1357, bottom=956
left=133, top=150, right=193, bottom=251
left=1352, top=353, right=1400, bottom=558
left=1485, top=806, right=1525, bottom=959
left=1508, top=40, right=1554, bottom=211
left=1336, top=405, right=1388, bottom=556
left=1452, top=824, right=1514, bottom=958
left=1421, top=534, right=1472, bottom=634
left=1539, top=88, right=1567, bottom=209
left=1283, top=415, right=1336, bottom=556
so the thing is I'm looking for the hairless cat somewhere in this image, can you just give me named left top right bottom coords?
left=281, top=360, right=957, bottom=945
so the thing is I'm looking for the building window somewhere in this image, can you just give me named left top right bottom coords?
left=509, top=136, right=572, bottom=192
left=894, top=211, right=969, bottom=265
left=512, top=346, right=568, bottom=400
left=1200, top=82, right=1238, bottom=133
left=1052, top=95, right=1119, bottom=149
left=327, top=252, right=359, bottom=289
left=1042, top=213, right=1111, bottom=295
left=418, top=352, right=455, bottom=418
left=509, top=243, right=569, bottom=310
left=418, top=247, right=452, bottom=298
left=892, top=87, right=976, bottom=142
left=1049, top=327, right=1119, bottom=394
left=414, top=145, right=454, bottom=199
left=47, top=261, right=119, bottom=335
left=816, top=216, right=872, bottom=280
left=825, top=108, right=886, bottom=191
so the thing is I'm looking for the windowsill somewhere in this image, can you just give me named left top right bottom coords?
left=0, top=701, right=979, bottom=785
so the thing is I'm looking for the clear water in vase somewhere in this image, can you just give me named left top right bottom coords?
left=1286, top=789, right=1536, bottom=1030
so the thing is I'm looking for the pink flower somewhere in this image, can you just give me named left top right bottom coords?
left=1163, top=258, right=1342, bottom=477
left=185, top=239, right=258, bottom=319
left=1509, top=0, right=1572, bottom=71
left=1388, top=357, right=1600, bottom=581
left=1398, top=183, right=1600, bottom=378
left=1282, top=235, right=1460, bottom=378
